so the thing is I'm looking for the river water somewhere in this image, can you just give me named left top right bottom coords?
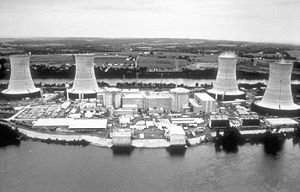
left=0, top=78, right=300, bottom=86
left=1, top=140, right=300, bottom=192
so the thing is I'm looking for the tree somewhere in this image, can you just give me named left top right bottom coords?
left=0, top=58, right=7, bottom=72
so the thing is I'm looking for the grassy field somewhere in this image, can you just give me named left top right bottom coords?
left=286, top=50, right=300, bottom=60
left=137, top=56, right=190, bottom=70
left=30, top=55, right=75, bottom=65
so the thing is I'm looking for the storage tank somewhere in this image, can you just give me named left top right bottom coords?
left=207, top=52, right=245, bottom=101
left=68, top=54, right=100, bottom=99
left=105, top=87, right=122, bottom=108
left=1, top=54, right=41, bottom=99
left=252, top=60, right=300, bottom=116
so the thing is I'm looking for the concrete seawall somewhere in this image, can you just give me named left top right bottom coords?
left=17, top=128, right=178, bottom=148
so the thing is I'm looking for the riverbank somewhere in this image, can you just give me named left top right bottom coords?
left=3, top=120, right=298, bottom=150
left=3, top=120, right=209, bottom=148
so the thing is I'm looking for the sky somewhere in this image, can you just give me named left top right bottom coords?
left=0, top=0, right=299, bottom=43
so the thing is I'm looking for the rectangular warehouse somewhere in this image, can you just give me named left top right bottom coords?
left=194, top=93, right=216, bottom=113
left=265, top=118, right=299, bottom=127
left=209, top=115, right=229, bottom=128
left=68, top=119, right=107, bottom=131
left=112, top=129, right=132, bottom=146
left=167, top=125, right=186, bottom=146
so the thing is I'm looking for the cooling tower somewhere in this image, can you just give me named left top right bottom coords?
left=68, top=54, right=100, bottom=99
left=252, top=60, right=300, bottom=116
left=1, top=54, right=41, bottom=99
left=207, top=52, right=245, bottom=101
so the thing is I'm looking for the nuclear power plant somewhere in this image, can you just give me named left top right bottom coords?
left=207, top=52, right=245, bottom=101
left=1, top=54, right=42, bottom=99
left=68, top=54, right=100, bottom=99
left=252, top=60, right=300, bottom=116
left=2, top=49, right=300, bottom=152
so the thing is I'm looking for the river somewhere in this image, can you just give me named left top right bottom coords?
left=0, top=78, right=300, bottom=86
left=1, top=140, right=300, bottom=192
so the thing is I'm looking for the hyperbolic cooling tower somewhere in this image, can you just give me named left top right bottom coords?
left=68, top=54, right=100, bottom=99
left=1, top=54, right=41, bottom=99
left=252, top=60, right=300, bottom=116
left=207, top=52, right=245, bottom=101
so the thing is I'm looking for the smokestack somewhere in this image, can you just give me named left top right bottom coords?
left=207, top=52, right=245, bottom=101
left=252, top=60, right=300, bottom=116
left=68, top=54, right=100, bottom=99
left=1, top=54, right=41, bottom=99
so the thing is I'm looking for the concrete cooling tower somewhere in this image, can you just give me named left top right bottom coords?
left=252, top=60, right=300, bottom=116
left=68, top=54, right=100, bottom=99
left=207, top=52, right=245, bottom=101
left=1, top=54, right=41, bottom=99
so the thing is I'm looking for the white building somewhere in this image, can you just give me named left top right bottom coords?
left=167, top=125, right=186, bottom=146
left=194, top=93, right=216, bottom=113
left=112, top=129, right=132, bottom=146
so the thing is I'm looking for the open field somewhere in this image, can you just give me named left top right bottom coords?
left=30, top=55, right=75, bottom=65
left=286, top=50, right=300, bottom=60
left=137, top=56, right=190, bottom=70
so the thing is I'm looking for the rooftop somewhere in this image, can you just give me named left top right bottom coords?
left=265, top=118, right=299, bottom=126
left=68, top=119, right=107, bottom=129
left=195, top=93, right=215, bottom=101
left=170, top=87, right=190, bottom=94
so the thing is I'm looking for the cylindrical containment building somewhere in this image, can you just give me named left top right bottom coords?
left=1, top=54, right=41, bottom=99
left=207, top=52, right=245, bottom=101
left=68, top=54, right=100, bottom=99
left=252, top=60, right=300, bottom=116
left=170, top=87, right=190, bottom=112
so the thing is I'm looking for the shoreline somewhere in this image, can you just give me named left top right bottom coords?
left=3, top=121, right=297, bottom=149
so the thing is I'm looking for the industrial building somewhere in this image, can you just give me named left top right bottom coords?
left=122, top=93, right=145, bottom=109
left=189, top=98, right=201, bottom=113
left=194, top=93, right=216, bottom=113
left=170, top=87, right=190, bottom=112
left=265, top=118, right=299, bottom=128
left=207, top=52, right=245, bottom=101
left=240, top=114, right=260, bottom=127
left=252, top=60, right=300, bottom=117
left=68, top=54, right=100, bottom=99
left=32, top=118, right=107, bottom=131
left=209, top=114, right=230, bottom=128
left=33, top=118, right=72, bottom=129
left=144, top=91, right=172, bottom=111
left=1, top=54, right=42, bottom=99
left=167, top=125, right=186, bottom=146
left=104, top=87, right=122, bottom=108
left=112, top=129, right=132, bottom=146
left=122, top=91, right=173, bottom=111
left=68, top=119, right=107, bottom=131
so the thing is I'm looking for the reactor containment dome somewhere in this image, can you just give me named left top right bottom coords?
left=207, top=52, right=245, bottom=101
left=68, top=54, right=100, bottom=99
left=252, top=60, right=300, bottom=117
left=1, top=54, right=42, bottom=99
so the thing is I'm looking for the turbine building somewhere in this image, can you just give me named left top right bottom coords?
left=207, top=52, right=245, bottom=101
left=252, top=60, right=300, bottom=116
left=1, top=54, right=41, bottom=99
left=68, top=54, right=100, bottom=99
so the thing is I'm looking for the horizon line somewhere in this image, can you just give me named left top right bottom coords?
left=0, top=36, right=300, bottom=46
